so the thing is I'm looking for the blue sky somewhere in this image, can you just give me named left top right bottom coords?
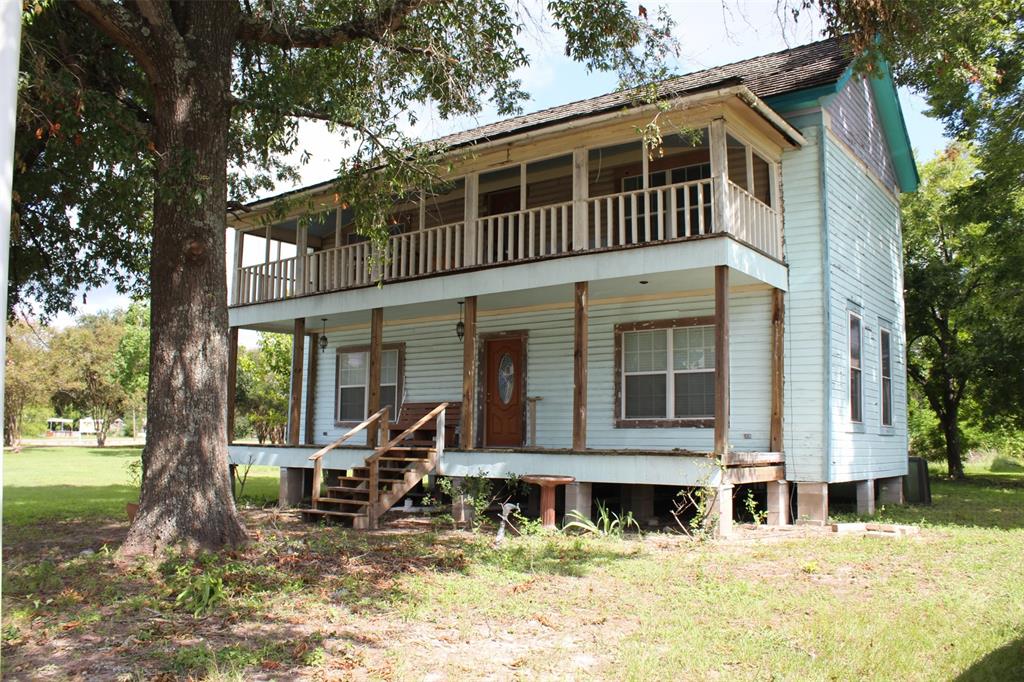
left=50, top=1, right=949, bottom=329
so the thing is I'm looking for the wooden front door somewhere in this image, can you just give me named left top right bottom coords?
left=484, top=336, right=525, bottom=447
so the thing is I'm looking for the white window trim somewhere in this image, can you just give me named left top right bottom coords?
left=879, top=326, right=893, bottom=428
left=620, top=325, right=715, bottom=422
left=849, top=311, right=864, bottom=424
left=335, top=347, right=400, bottom=423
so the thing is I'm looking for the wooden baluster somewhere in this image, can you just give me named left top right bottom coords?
left=516, top=213, right=525, bottom=260
left=561, top=204, right=569, bottom=253
left=445, top=225, right=452, bottom=269
left=698, top=183, right=706, bottom=234
left=528, top=211, right=535, bottom=258
left=539, top=209, right=547, bottom=255
left=668, top=185, right=678, bottom=239
left=630, top=193, right=638, bottom=243
left=455, top=223, right=463, bottom=267
left=593, top=199, right=601, bottom=248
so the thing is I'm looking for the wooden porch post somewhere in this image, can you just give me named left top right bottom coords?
left=304, top=332, right=318, bottom=445
left=770, top=288, right=785, bottom=453
left=227, top=326, right=239, bottom=441
left=461, top=296, right=478, bottom=448
left=367, top=307, right=384, bottom=448
left=231, top=229, right=244, bottom=305
left=288, top=318, right=305, bottom=445
left=296, top=223, right=308, bottom=295
left=572, top=148, right=589, bottom=250
left=463, top=173, right=479, bottom=266
left=573, top=281, right=589, bottom=450
left=714, top=266, right=730, bottom=456
left=709, top=118, right=729, bottom=235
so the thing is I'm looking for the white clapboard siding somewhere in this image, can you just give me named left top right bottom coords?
left=825, top=76, right=899, bottom=194
left=778, top=122, right=829, bottom=482
left=823, top=131, right=908, bottom=482
left=305, top=291, right=773, bottom=452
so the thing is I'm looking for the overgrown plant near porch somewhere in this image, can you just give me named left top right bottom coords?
left=563, top=500, right=640, bottom=537
left=431, top=472, right=529, bottom=533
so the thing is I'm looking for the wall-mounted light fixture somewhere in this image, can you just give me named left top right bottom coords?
left=456, top=301, right=465, bottom=342
left=319, top=318, right=328, bottom=353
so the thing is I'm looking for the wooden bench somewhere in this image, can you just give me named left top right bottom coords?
left=388, top=402, right=462, bottom=447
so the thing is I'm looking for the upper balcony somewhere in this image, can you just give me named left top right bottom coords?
left=229, top=94, right=797, bottom=310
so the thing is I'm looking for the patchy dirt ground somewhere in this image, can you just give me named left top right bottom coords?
left=3, top=503, right=1023, bottom=681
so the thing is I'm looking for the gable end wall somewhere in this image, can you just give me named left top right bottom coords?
left=823, top=132, right=908, bottom=482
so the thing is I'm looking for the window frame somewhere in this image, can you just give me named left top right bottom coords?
left=334, top=342, right=405, bottom=426
left=849, top=311, right=863, bottom=424
left=879, top=326, right=894, bottom=428
left=614, top=317, right=716, bottom=428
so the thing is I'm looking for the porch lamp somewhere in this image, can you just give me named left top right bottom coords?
left=319, top=318, right=328, bottom=353
left=456, top=301, right=465, bottom=342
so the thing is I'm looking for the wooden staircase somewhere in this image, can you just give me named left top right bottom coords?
left=302, top=403, right=448, bottom=529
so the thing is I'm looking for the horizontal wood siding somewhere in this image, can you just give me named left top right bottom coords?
left=823, top=133, right=908, bottom=481
left=779, top=122, right=829, bottom=482
left=307, top=292, right=773, bottom=451
left=825, top=77, right=898, bottom=193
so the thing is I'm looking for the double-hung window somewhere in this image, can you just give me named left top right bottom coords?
left=336, top=346, right=402, bottom=422
left=849, top=313, right=863, bottom=423
left=616, top=319, right=716, bottom=426
left=880, top=327, right=893, bottom=427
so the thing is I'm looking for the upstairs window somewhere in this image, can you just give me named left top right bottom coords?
left=336, top=346, right=402, bottom=422
left=616, top=319, right=716, bottom=427
left=880, top=328, right=893, bottom=427
left=849, top=313, right=863, bottom=423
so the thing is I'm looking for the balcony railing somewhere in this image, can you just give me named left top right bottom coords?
left=232, top=177, right=781, bottom=306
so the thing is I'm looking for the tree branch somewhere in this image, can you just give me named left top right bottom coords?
left=237, top=0, right=435, bottom=48
left=71, top=0, right=162, bottom=85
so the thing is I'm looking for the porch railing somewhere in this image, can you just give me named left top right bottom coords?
left=232, top=178, right=781, bottom=305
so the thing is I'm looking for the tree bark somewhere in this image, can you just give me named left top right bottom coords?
left=940, top=402, right=965, bottom=480
left=119, top=2, right=246, bottom=556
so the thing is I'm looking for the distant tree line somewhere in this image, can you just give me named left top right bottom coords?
left=4, top=306, right=292, bottom=448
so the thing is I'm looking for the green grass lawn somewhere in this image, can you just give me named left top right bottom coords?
left=2, top=445, right=280, bottom=529
left=2, top=447, right=1022, bottom=680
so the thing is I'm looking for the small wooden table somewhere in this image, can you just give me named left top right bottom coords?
left=522, top=474, right=575, bottom=528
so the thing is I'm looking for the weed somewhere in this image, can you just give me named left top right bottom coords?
left=564, top=500, right=640, bottom=537
left=744, top=489, right=768, bottom=525
left=171, top=563, right=227, bottom=617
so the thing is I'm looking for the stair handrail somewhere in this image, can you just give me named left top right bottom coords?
left=366, top=401, right=448, bottom=527
left=308, top=405, right=390, bottom=509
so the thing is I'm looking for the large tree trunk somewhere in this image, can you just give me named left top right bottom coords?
left=120, top=3, right=246, bottom=556
left=940, top=403, right=965, bottom=480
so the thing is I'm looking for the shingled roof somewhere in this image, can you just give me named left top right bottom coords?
left=236, top=36, right=854, bottom=213
left=432, top=35, right=853, bottom=151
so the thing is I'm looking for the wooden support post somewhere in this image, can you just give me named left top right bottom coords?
left=288, top=318, right=305, bottom=445
left=227, top=326, right=239, bottom=441
left=572, top=148, right=589, bottom=250
left=463, top=173, right=479, bottom=266
left=573, top=281, right=589, bottom=451
left=367, top=308, right=383, bottom=449
left=714, top=265, right=730, bottom=456
left=296, top=223, right=308, bottom=295
left=461, top=296, right=478, bottom=448
left=304, top=333, right=318, bottom=445
left=709, top=118, right=728, bottom=234
left=231, top=230, right=244, bottom=305
left=770, top=287, right=785, bottom=453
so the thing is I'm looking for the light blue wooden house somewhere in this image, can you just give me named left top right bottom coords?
left=226, top=37, right=917, bottom=533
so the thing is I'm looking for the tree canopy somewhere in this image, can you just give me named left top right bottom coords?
left=15, top=0, right=678, bottom=555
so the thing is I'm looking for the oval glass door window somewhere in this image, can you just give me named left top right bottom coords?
left=497, top=353, right=515, bottom=404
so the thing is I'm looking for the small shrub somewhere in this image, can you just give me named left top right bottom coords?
left=744, top=489, right=767, bottom=526
left=171, top=563, right=227, bottom=617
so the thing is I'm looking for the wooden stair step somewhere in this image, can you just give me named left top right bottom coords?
left=301, top=509, right=365, bottom=518
left=325, top=485, right=370, bottom=494
left=317, top=498, right=371, bottom=506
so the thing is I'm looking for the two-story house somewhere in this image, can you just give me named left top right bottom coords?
left=225, top=36, right=917, bottom=533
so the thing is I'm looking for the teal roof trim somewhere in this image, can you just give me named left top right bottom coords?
left=765, top=61, right=919, bottom=193
left=867, top=61, right=920, bottom=192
